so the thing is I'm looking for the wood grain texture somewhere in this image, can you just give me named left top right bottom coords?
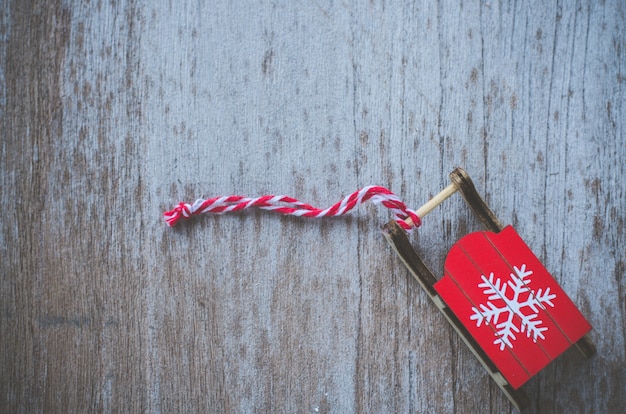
left=1, top=1, right=624, bottom=412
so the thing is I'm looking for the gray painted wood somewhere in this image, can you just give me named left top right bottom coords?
left=1, top=1, right=624, bottom=412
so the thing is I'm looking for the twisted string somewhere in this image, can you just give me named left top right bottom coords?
left=164, top=185, right=421, bottom=231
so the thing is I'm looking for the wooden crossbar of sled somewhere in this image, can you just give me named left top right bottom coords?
left=382, top=168, right=595, bottom=411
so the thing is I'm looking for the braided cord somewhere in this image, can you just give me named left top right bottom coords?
left=164, top=185, right=421, bottom=231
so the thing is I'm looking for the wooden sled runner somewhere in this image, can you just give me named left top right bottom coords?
left=382, top=168, right=595, bottom=410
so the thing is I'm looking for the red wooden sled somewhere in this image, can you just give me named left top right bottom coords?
left=382, top=168, right=595, bottom=410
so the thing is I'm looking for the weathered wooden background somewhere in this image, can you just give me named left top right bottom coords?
left=1, top=0, right=624, bottom=412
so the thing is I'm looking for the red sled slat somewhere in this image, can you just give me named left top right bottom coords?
left=455, top=231, right=573, bottom=361
left=441, top=243, right=554, bottom=383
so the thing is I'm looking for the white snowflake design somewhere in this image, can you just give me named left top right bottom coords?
left=469, top=264, right=556, bottom=351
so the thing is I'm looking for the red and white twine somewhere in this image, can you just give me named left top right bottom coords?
left=164, top=185, right=421, bottom=231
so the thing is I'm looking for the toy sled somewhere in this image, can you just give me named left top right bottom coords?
left=382, top=168, right=595, bottom=410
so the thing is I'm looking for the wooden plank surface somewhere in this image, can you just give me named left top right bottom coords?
left=1, top=0, right=624, bottom=412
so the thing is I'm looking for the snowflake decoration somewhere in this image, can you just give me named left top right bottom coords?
left=469, top=264, right=556, bottom=351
